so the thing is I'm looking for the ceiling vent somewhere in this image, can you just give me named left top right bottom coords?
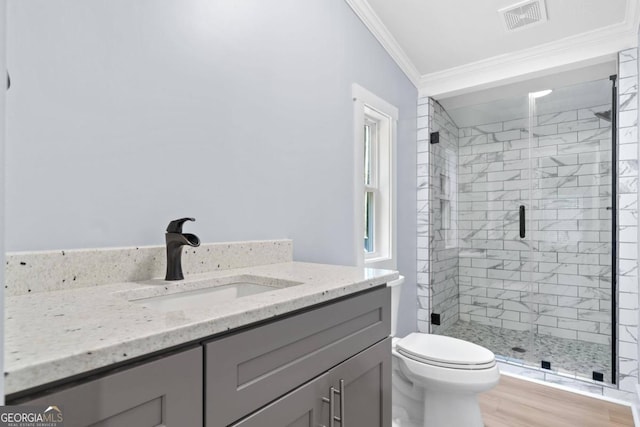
left=499, top=0, right=548, bottom=32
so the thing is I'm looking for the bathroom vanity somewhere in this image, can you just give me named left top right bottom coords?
left=4, top=240, right=396, bottom=427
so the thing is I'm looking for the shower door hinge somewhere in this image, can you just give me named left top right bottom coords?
left=431, top=313, right=441, bottom=325
left=430, top=131, right=440, bottom=144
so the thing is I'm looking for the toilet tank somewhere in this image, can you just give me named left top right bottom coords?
left=387, top=275, right=405, bottom=336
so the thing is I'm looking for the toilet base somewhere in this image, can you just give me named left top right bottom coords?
left=422, top=389, right=484, bottom=427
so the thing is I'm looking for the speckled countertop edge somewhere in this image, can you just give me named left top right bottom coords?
left=5, top=262, right=397, bottom=395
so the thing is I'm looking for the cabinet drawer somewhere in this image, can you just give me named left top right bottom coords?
left=19, top=347, right=203, bottom=427
left=205, top=286, right=390, bottom=427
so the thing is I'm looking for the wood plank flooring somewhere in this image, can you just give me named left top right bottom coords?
left=479, top=375, right=635, bottom=427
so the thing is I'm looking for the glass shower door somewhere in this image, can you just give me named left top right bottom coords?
left=430, top=75, right=616, bottom=386
left=527, top=78, right=615, bottom=383
left=428, top=101, right=461, bottom=336
left=432, top=94, right=537, bottom=362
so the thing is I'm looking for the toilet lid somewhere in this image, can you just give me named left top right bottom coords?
left=396, top=333, right=496, bottom=370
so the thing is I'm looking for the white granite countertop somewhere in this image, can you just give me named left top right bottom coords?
left=5, top=261, right=397, bottom=395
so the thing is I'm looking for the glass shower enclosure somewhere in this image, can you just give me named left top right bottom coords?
left=429, top=76, right=616, bottom=384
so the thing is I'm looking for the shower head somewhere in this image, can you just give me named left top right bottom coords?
left=594, top=110, right=612, bottom=122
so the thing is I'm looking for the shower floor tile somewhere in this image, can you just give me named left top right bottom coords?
left=439, top=320, right=612, bottom=384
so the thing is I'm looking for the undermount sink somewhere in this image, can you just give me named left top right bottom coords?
left=127, top=275, right=302, bottom=311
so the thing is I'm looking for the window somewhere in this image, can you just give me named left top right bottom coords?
left=353, top=84, right=398, bottom=270
left=364, top=117, right=376, bottom=253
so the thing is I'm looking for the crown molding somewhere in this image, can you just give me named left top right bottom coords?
left=420, top=0, right=640, bottom=98
left=343, top=0, right=421, bottom=88
left=346, top=0, right=640, bottom=99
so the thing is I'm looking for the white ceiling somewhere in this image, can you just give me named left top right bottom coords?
left=366, top=0, right=626, bottom=74
left=345, top=0, right=639, bottom=96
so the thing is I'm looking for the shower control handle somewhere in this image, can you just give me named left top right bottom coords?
left=519, top=205, right=526, bottom=239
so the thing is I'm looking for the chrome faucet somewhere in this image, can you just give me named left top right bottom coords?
left=165, top=217, right=200, bottom=281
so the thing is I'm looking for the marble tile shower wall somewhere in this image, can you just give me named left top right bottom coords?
left=615, top=48, right=639, bottom=396
left=429, top=102, right=460, bottom=333
left=416, top=97, right=431, bottom=333
left=416, top=98, right=462, bottom=334
left=457, top=107, right=613, bottom=345
left=416, top=48, right=640, bottom=400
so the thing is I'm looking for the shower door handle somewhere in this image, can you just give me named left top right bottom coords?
left=519, top=205, right=525, bottom=238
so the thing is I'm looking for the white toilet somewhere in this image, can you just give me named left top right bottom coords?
left=389, top=276, right=500, bottom=427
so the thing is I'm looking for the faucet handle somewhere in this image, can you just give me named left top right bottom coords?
left=166, top=217, right=195, bottom=233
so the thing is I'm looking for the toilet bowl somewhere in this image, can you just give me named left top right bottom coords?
left=391, top=337, right=424, bottom=427
left=388, top=277, right=499, bottom=427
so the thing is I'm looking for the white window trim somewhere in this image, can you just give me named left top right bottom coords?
left=352, top=83, right=398, bottom=270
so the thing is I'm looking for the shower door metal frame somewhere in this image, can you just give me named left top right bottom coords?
left=610, top=74, right=618, bottom=385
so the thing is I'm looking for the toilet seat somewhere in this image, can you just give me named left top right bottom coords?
left=394, top=350, right=500, bottom=394
left=396, top=333, right=496, bottom=370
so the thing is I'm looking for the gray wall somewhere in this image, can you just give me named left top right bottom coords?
left=5, top=0, right=417, bottom=334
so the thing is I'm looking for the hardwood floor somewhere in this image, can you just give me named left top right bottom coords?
left=479, top=375, right=635, bottom=427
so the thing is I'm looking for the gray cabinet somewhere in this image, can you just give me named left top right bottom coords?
left=205, top=287, right=390, bottom=427
left=229, top=370, right=325, bottom=427
left=331, top=337, right=391, bottom=427
left=13, top=286, right=391, bottom=427
left=20, top=347, right=203, bottom=427
left=232, top=338, right=391, bottom=427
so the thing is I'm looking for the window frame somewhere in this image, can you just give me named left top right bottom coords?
left=352, top=84, right=398, bottom=270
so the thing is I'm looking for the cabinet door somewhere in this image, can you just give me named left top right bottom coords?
left=233, top=338, right=391, bottom=427
left=230, top=368, right=330, bottom=427
left=20, top=347, right=203, bottom=427
left=325, top=338, right=391, bottom=427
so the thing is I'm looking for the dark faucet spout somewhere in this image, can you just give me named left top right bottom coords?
left=165, top=218, right=200, bottom=281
